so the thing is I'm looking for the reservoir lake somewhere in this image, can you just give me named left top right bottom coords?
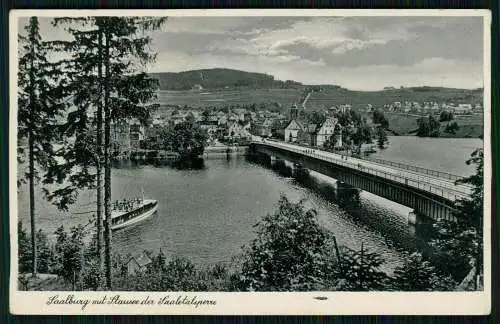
left=17, top=136, right=483, bottom=274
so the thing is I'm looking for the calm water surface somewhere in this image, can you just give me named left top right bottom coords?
left=17, top=136, right=483, bottom=274
left=371, top=136, right=483, bottom=176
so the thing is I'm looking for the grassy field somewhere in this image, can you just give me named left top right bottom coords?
left=305, top=87, right=483, bottom=110
left=385, top=112, right=484, bottom=138
left=157, top=88, right=302, bottom=108
left=157, top=86, right=483, bottom=110
left=385, top=113, right=419, bottom=135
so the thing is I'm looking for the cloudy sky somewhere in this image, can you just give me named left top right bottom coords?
left=28, top=15, right=485, bottom=90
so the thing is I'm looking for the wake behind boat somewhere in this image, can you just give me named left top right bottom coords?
left=111, top=198, right=158, bottom=231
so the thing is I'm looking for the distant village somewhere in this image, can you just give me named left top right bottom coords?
left=110, top=98, right=483, bottom=159
left=381, top=101, right=482, bottom=115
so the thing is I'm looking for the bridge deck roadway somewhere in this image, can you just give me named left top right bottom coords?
left=252, top=138, right=473, bottom=202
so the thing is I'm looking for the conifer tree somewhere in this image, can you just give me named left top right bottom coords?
left=430, top=148, right=484, bottom=287
left=392, top=252, right=457, bottom=291
left=376, top=127, right=388, bottom=149
left=45, top=17, right=106, bottom=274
left=18, top=17, right=66, bottom=276
left=392, top=252, right=439, bottom=291
left=336, top=243, right=389, bottom=291
left=45, top=16, right=166, bottom=289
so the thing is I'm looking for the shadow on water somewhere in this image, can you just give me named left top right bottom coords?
left=246, top=153, right=432, bottom=254
left=170, top=157, right=205, bottom=170
left=113, top=157, right=205, bottom=170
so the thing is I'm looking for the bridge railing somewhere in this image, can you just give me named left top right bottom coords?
left=261, top=138, right=466, bottom=182
left=362, top=157, right=463, bottom=182
left=257, top=141, right=470, bottom=201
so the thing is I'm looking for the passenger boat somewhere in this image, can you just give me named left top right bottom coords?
left=110, top=194, right=158, bottom=231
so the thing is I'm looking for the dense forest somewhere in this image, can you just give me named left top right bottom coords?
left=151, top=68, right=303, bottom=90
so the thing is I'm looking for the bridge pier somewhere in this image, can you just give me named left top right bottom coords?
left=408, top=209, right=417, bottom=225
left=335, top=180, right=359, bottom=205
left=292, top=162, right=309, bottom=179
left=269, top=155, right=277, bottom=164
left=408, top=209, right=435, bottom=226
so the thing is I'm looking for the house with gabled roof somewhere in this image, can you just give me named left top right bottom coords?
left=285, top=117, right=342, bottom=148
left=285, top=119, right=306, bottom=143
left=125, top=253, right=153, bottom=275
left=227, top=121, right=251, bottom=140
left=313, top=117, right=342, bottom=148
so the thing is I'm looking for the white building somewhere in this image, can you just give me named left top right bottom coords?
left=284, top=119, right=305, bottom=143
left=314, top=117, right=341, bottom=148
left=455, top=104, right=472, bottom=114
left=227, top=121, right=251, bottom=139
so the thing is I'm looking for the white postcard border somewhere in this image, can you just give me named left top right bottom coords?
left=8, top=9, right=492, bottom=315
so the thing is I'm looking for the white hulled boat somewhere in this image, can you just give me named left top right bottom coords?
left=111, top=191, right=158, bottom=230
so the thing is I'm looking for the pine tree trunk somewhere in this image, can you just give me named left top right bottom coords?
left=28, top=22, right=37, bottom=278
left=96, top=28, right=103, bottom=274
left=103, top=28, right=112, bottom=290
left=28, top=131, right=37, bottom=277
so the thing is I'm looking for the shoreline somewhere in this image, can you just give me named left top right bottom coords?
left=203, top=145, right=249, bottom=158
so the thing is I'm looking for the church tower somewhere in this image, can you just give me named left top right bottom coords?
left=289, top=104, right=299, bottom=120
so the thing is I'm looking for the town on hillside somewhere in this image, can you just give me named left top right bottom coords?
left=109, top=96, right=483, bottom=160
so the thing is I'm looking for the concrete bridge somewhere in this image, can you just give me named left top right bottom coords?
left=250, top=139, right=473, bottom=223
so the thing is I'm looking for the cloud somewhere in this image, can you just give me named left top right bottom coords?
left=247, top=17, right=416, bottom=55
left=159, top=16, right=301, bottom=36
left=199, top=16, right=431, bottom=66
left=21, top=15, right=485, bottom=90
left=330, top=58, right=484, bottom=90
left=275, top=17, right=483, bottom=68
left=160, top=17, right=248, bottom=35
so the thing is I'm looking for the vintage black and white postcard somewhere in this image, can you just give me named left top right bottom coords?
left=9, top=9, right=491, bottom=315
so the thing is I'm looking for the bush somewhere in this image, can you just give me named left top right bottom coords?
left=18, top=221, right=32, bottom=273
left=416, top=115, right=440, bottom=137
left=429, top=219, right=479, bottom=281
left=335, top=244, right=389, bottom=291
left=445, top=121, right=459, bottom=134
left=440, top=111, right=454, bottom=122
left=114, top=253, right=235, bottom=291
left=237, top=195, right=338, bottom=291
left=392, top=252, right=457, bottom=291
left=17, top=221, right=55, bottom=274
left=81, top=260, right=102, bottom=291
